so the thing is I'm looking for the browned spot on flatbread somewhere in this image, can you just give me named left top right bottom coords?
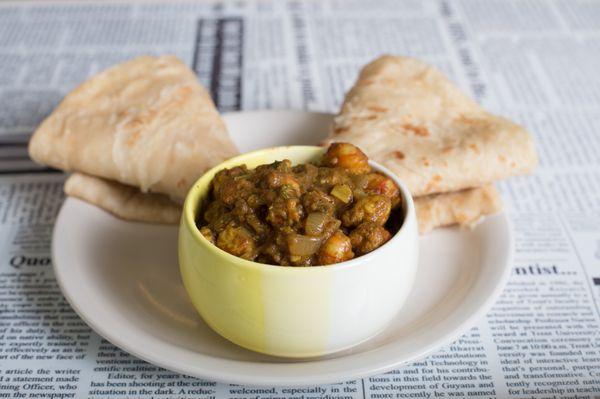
left=367, top=106, right=388, bottom=113
left=442, top=146, right=454, bottom=154
left=510, top=161, right=516, bottom=168
left=498, top=155, right=506, bottom=162
left=164, top=86, right=193, bottom=110
left=174, top=85, right=193, bottom=98
left=413, top=69, right=428, bottom=81
left=402, top=123, right=429, bottom=137
left=455, top=212, right=468, bottom=223
left=457, top=114, right=491, bottom=128
left=334, top=126, right=349, bottom=135
left=423, top=174, right=443, bottom=192
left=125, top=131, right=141, bottom=147
left=425, top=174, right=442, bottom=192
left=422, top=157, right=430, bottom=167
left=456, top=114, right=478, bottom=124
left=469, top=143, right=480, bottom=154
left=352, top=115, right=379, bottom=122
left=394, top=151, right=405, bottom=160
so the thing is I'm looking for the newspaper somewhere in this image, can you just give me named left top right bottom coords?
left=1, top=0, right=600, bottom=397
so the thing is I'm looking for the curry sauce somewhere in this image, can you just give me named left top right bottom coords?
left=197, top=143, right=403, bottom=266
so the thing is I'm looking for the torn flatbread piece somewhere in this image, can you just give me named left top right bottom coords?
left=64, top=173, right=181, bottom=224
left=414, top=185, right=502, bottom=234
left=29, top=55, right=238, bottom=202
left=328, top=55, right=537, bottom=196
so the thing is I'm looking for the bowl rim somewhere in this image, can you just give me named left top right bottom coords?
left=182, top=145, right=416, bottom=273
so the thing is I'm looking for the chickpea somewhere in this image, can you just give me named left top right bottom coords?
left=232, top=199, right=270, bottom=237
left=317, top=230, right=354, bottom=265
left=322, top=143, right=371, bottom=174
left=342, top=195, right=391, bottom=227
left=302, top=189, right=336, bottom=215
left=292, top=163, right=319, bottom=189
left=267, top=197, right=305, bottom=228
left=216, top=225, right=258, bottom=260
left=349, top=222, right=391, bottom=255
left=260, top=242, right=285, bottom=265
left=207, top=211, right=234, bottom=234
left=362, top=173, right=401, bottom=208
left=259, top=164, right=301, bottom=195
left=212, top=166, right=252, bottom=205
left=204, top=200, right=227, bottom=224
left=199, top=226, right=215, bottom=244
left=245, top=213, right=270, bottom=238
left=315, top=167, right=353, bottom=191
left=259, top=171, right=302, bottom=199
left=278, top=175, right=302, bottom=194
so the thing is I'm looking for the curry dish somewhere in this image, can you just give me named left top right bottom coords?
left=197, top=143, right=403, bottom=266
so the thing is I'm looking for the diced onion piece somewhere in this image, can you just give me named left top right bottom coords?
left=331, top=184, right=353, bottom=203
left=287, top=234, right=322, bottom=256
left=305, top=212, right=327, bottom=236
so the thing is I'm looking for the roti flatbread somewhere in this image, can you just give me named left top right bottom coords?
left=328, top=55, right=537, bottom=196
left=64, top=173, right=181, bottom=224
left=29, top=55, right=238, bottom=202
left=414, top=185, right=502, bottom=234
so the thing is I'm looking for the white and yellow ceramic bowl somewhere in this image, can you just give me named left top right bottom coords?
left=179, top=146, right=418, bottom=358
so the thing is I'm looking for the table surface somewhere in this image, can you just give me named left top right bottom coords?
left=0, top=1, right=599, bottom=398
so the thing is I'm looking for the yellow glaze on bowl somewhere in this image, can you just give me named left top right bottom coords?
left=179, top=146, right=419, bottom=358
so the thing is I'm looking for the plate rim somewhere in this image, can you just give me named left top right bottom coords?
left=51, top=110, right=513, bottom=386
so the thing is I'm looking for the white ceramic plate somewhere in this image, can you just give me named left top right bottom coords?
left=52, top=110, right=512, bottom=386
